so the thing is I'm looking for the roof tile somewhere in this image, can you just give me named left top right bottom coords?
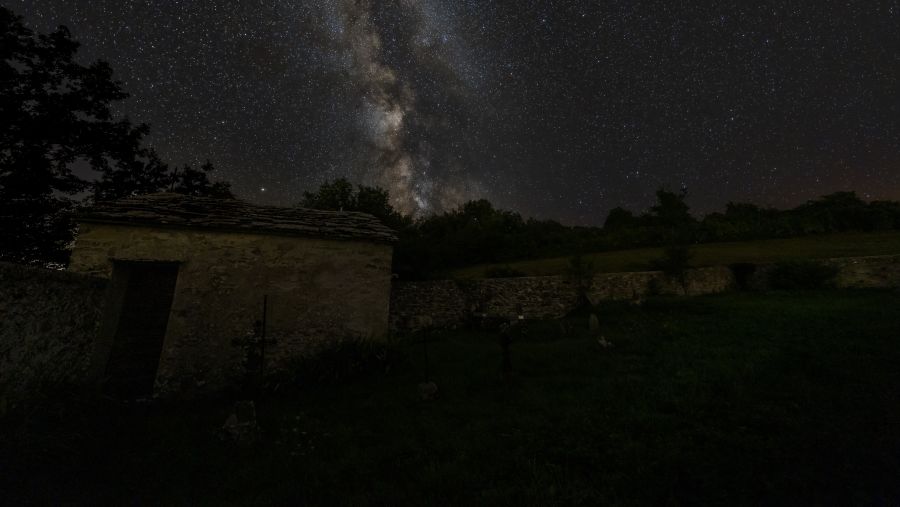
left=77, top=193, right=397, bottom=243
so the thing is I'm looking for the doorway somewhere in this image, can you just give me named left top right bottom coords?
left=103, top=261, right=179, bottom=398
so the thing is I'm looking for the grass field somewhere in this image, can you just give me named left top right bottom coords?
left=3, top=289, right=900, bottom=504
left=452, top=230, right=900, bottom=278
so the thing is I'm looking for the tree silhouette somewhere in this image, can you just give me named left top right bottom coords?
left=300, top=178, right=356, bottom=211
left=169, top=160, right=233, bottom=199
left=92, top=148, right=171, bottom=202
left=604, top=207, right=637, bottom=230
left=649, top=188, right=695, bottom=289
left=650, top=188, right=694, bottom=233
left=94, top=154, right=233, bottom=201
left=0, top=6, right=231, bottom=264
left=300, top=178, right=408, bottom=231
left=0, top=7, right=150, bottom=264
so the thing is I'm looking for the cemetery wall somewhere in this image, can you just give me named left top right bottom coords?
left=828, top=255, right=900, bottom=288
left=391, top=266, right=735, bottom=332
left=390, top=256, right=900, bottom=331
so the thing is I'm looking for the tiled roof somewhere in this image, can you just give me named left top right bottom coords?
left=76, top=193, right=397, bottom=244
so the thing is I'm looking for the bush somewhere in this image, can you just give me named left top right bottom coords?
left=565, top=255, right=598, bottom=309
left=768, top=260, right=839, bottom=290
left=277, top=337, right=409, bottom=388
left=651, top=244, right=693, bottom=277
left=485, top=265, right=527, bottom=278
left=651, top=244, right=693, bottom=294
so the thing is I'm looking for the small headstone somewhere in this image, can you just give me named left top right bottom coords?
left=418, top=381, right=439, bottom=401
left=410, top=315, right=434, bottom=331
left=221, top=400, right=260, bottom=445
left=588, top=313, right=600, bottom=335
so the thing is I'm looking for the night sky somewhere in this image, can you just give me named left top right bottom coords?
left=14, top=1, right=900, bottom=224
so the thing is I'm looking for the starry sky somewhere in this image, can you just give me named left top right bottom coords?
left=13, top=0, right=900, bottom=224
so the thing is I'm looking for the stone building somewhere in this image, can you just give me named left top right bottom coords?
left=69, top=193, right=396, bottom=397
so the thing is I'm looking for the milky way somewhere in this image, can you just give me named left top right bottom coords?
left=322, top=0, right=484, bottom=215
left=14, top=1, right=900, bottom=223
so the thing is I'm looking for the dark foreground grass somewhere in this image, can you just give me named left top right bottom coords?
left=3, top=290, right=900, bottom=505
left=453, top=230, right=900, bottom=278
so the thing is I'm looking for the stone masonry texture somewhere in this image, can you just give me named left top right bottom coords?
left=389, top=256, right=900, bottom=331
left=0, top=262, right=107, bottom=412
left=390, top=266, right=736, bottom=332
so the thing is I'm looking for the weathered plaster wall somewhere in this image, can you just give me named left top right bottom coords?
left=0, top=263, right=107, bottom=411
left=70, top=223, right=393, bottom=396
left=390, top=266, right=736, bottom=331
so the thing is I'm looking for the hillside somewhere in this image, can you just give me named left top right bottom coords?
left=451, top=230, right=900, bottom=278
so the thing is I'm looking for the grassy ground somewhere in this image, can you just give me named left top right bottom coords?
left=3, top=290, right=900, bottom=505
left=452, top=230, right=900, bottom=278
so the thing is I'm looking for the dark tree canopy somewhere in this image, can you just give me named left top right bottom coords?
left=604, top=207, right=637, bottom=230
left=91, top=148, right=170, bottom=202
left=300, top=178, right=356, bottom=211
left=0, top=6, right=231, bottom=264
left=93, top=154, right=234, bottom=202
left=300, top=178, right=408, bottom=231
left=1, top=7, right=142, bottom=263
left=649, top=188, right=694, bottom=230
left=169, top=161, right=233, bottom=199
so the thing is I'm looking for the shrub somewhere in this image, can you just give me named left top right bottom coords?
left=651, top=244, right=693, bottom=294
left=566, top=255, right=598, bottom=308
left=768, top=260, right=839, bottom=290
left=651, top=244, right=693, bottom=278
left=485, top=265, right=527, bottom=278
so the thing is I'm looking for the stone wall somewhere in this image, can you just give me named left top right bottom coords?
left=736, top=254, right=900, bottom=291
left=70, top=222, right=393, bottom=397
left=828, top=255, right=900, bottom=288
left=0, top=262, right=107, bottom=411
left=389, top=257, right=900, bottom=332
left=390, top=266, right=735, bottom=332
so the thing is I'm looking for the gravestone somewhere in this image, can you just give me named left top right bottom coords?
left=588, top=313, right=600, bottom=335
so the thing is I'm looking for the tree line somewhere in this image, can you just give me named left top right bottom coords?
left=300, top=180, right=900, bottom=279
